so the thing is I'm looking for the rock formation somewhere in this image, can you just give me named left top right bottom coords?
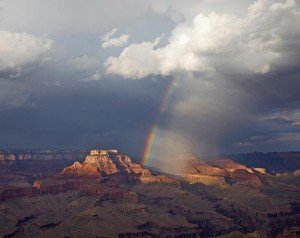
left=60, top=150, right=179, bottom=185
left=0, top=149, right=299, bottom=238
left=178, top=157, right=263, bottom=187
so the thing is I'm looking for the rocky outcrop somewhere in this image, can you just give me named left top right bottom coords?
left=139, top=174, right=179, bottom=184
left=126, top=221, right=200, bottom=238
left=115, top=155, right=150, bottom=175
left=61, top=161, right=100, bottom=177
left=293, top=169, right=300, bottom=176
left=277, top=227, right=300, bottom=238
left=0, top=186, right=37, bottom=201
left=192, top=161, right=228, bottom=176
left=0, top=174, right=28, bottom=186
left=0, top=153, right=5, bottom=163
left=215, top=200, right=300, bottom=237
left=226, top=169, right=262, bottom=186
left=211, top=158, right=254, bottom=173
left=253, top=167, right=267, bottom=174
left=32, top=180, right=42, bottom=189
left=179, top=157, right=264, bottom=186
left=60, top=150, right=178, bottom=185
left=181, top=174, right=226, bottom=186
left=96, top=189, right=138, bottom=204
left=0, top=150, right=179, bottom=201
left=85, top=153, right=119, bottom=175
left=179, top=160, right=228, bottom=186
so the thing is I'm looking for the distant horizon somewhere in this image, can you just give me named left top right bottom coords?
left=1, top=147, right=299, bottom=155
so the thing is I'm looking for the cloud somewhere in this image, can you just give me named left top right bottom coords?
left=80, top=72, right=101, bottom=82
left=68, top=55, right=102, bottom=81
left=104, top=0, right=300, bottom=157
left=0, top=0, right=299, bottom=155
left=90, top=72, right=101, bottom=80
left=101, top=28, right=129, bottom=48
left=0, top=80, right=34, bottom=108
left=105, top=0, right=300, bottom=79
left=0, top=31, right=53, bottom=78
left=149, top=0, right=202, bottom=22
left=105, top=39, right=162, bottom=79
left=68, top=55, right=100, bottom=71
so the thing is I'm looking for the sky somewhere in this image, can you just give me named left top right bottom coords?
left=0, top=0, right=299, bottom=161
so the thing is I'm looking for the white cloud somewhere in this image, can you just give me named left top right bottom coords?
left=105, top=40, right=162, bottom=79
left=101, top=28, right=129, bottom=48
left=0, top=31, right=53, bottom=77
left=258, top=64, right=271, bottom=74
left=104, top=0, right=300, bottom=79
left=90, top=72, right=101, bottom=80
left=80, top=72, right=102, bottom=82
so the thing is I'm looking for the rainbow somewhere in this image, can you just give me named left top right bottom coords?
left=141, top=77, right=177, bottom=165
left=141, top=125, right=158, bottom=165
left=159, top=77, right=176, bottom=113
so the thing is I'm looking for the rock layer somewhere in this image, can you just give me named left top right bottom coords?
left=0, top=149, right=299, bottom=238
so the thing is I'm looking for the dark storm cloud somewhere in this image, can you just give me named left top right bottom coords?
left=0, top=71, right=171, bottom=157
left=161, top=66, right=300, bottom=155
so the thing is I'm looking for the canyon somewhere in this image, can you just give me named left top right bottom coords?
left=0, top=150, right=299, bottom=237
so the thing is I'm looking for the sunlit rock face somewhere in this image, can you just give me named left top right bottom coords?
left=294, top=169, right=300, bottom=176
left=226, top=169, right=263, bottom=186
left=253, top=167, right=267, bottom=174
left=7, top=154, right=16, bottom=162
left=176, top=154, right=264, bottom=187
left=210, top=158, right=254, bottom=173
left=61, top=161, right=101, bottom=177
left=62, top=150, right=119, bottom=177
left=60, top=150, right=179, bottom=185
